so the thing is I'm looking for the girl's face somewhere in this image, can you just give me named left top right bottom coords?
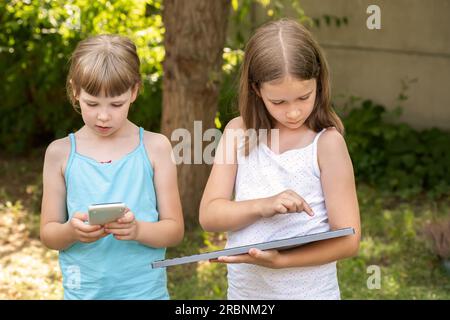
left=76, top=87, right=138, bottom=137
left=258, top=76, right=316, bottom=130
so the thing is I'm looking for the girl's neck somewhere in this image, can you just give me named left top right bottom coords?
left=273, top=122, right=309, bottom=135
left=267, top=123, right=314, bottom=152
left=73, top=121, right=140, bottom=163
left=78, top=120, right=137, bottom=141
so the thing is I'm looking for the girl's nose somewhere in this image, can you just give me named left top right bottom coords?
left=286, top=109, right=301, bottom=121
left=97, top=111, right=110, bottom=122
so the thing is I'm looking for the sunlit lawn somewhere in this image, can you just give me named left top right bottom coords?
left=1, top=153, right=449, bottom=299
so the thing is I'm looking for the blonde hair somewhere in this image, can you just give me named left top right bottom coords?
left=238, top=19, right=344, bottom=154
left=66, top=34, right=141, bottom=111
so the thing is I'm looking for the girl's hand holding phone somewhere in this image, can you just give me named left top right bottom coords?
left=70, top=212, right=108, bottom=243
left=258, top=189, right=315, bottom=218
left=104, top=209, right=139, bottom=241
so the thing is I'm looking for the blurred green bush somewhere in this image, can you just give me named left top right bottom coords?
left=340, top=98, right=450, bottom=199
left=0, top=0, right=163, bottom=154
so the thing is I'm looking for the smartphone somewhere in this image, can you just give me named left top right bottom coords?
left=88, top=202, right=126, bottom=225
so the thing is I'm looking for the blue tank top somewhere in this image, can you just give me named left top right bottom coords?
left=60, top=127, right=169, bottom=300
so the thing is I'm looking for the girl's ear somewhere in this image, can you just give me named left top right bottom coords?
left=251, top=83, right=261, bottom=97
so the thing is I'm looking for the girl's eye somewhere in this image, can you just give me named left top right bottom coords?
left=272, top=101, right=284, bottom=105
left=112, top=104, right=124, bottom=108
left=87, top=103, right=98, bottom=107
left=299, top=96, right=310, bottom=101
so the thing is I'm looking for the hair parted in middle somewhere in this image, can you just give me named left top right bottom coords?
left=238, top=18, right=343, bottom=145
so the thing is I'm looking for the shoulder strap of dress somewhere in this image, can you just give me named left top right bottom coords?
left=312, top=128, right=327, bottom=147
left=312, top=128, right=327, bottom=177
left=68, top=133, right=76, bottom=155
left=65, top=133, right=77, bottom=186
left=139, top=127, right=144, bottom=145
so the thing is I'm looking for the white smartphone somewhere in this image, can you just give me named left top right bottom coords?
left=88, top=202, right=126, bottom=225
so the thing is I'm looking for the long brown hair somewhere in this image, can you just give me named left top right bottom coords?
left=66, top=34, right=141, bottom=112
left=238, top=18, right=343, bottom=154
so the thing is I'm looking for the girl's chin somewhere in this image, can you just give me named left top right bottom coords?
left=282, top=121, right=303, bottom=129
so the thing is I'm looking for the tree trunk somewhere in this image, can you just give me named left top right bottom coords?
left=162, top=0, right=230, bottom=222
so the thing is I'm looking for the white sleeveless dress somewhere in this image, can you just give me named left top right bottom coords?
left=226, top=128, right=340, bottom=300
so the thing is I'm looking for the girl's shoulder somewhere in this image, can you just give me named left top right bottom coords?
left=317, top=127, right=348, bottom=168
left=222, top=116, right=246, bottom=144
left=44, top=137, right=71, bottom=174
left=318, top=127, right=346, bottom=148
left=142, top=130, right=173, bottom=165
left=143, top=130, right=172, bottom=150
left=45, top=137, right=71, bottom=159
left=224, top=116, right=245, bottom=130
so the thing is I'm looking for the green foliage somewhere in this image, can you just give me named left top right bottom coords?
left=340, top=98, right=450, bottom=199
left=0, top=0, right=163, bottom=154
left=338, top=185, right=450, bottom=299
left=228, top=0, right=312, bottom=50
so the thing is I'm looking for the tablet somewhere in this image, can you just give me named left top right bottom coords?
left=151, top=227, right=355, bottom=268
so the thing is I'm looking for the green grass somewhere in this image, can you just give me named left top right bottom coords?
left=337, top=185, right=450, bottom=299
left=1, top=153, right=449, bottom=299
left=166, top=229, right=228, bottom=299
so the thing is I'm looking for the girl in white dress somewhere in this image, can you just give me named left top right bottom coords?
left=199, top=19, right=361, bottom=300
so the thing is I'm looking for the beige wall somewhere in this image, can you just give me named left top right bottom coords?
left=257, top=0, right=450, bottom=129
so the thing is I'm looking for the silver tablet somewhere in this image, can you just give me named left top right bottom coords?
left=151, top=227, right=355, bottom=268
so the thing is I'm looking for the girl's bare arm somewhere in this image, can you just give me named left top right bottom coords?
left=133, top=133, right=184, bottom=248
left=40, top=139, right=77, bottom=250
left=199, top=117, right=267, bottom=232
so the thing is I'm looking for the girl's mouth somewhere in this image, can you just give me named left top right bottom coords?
left=96, top=125, right=111, bottom=132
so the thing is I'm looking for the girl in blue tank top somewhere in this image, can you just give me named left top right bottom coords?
left=40, top=35, right=184, bottom=300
